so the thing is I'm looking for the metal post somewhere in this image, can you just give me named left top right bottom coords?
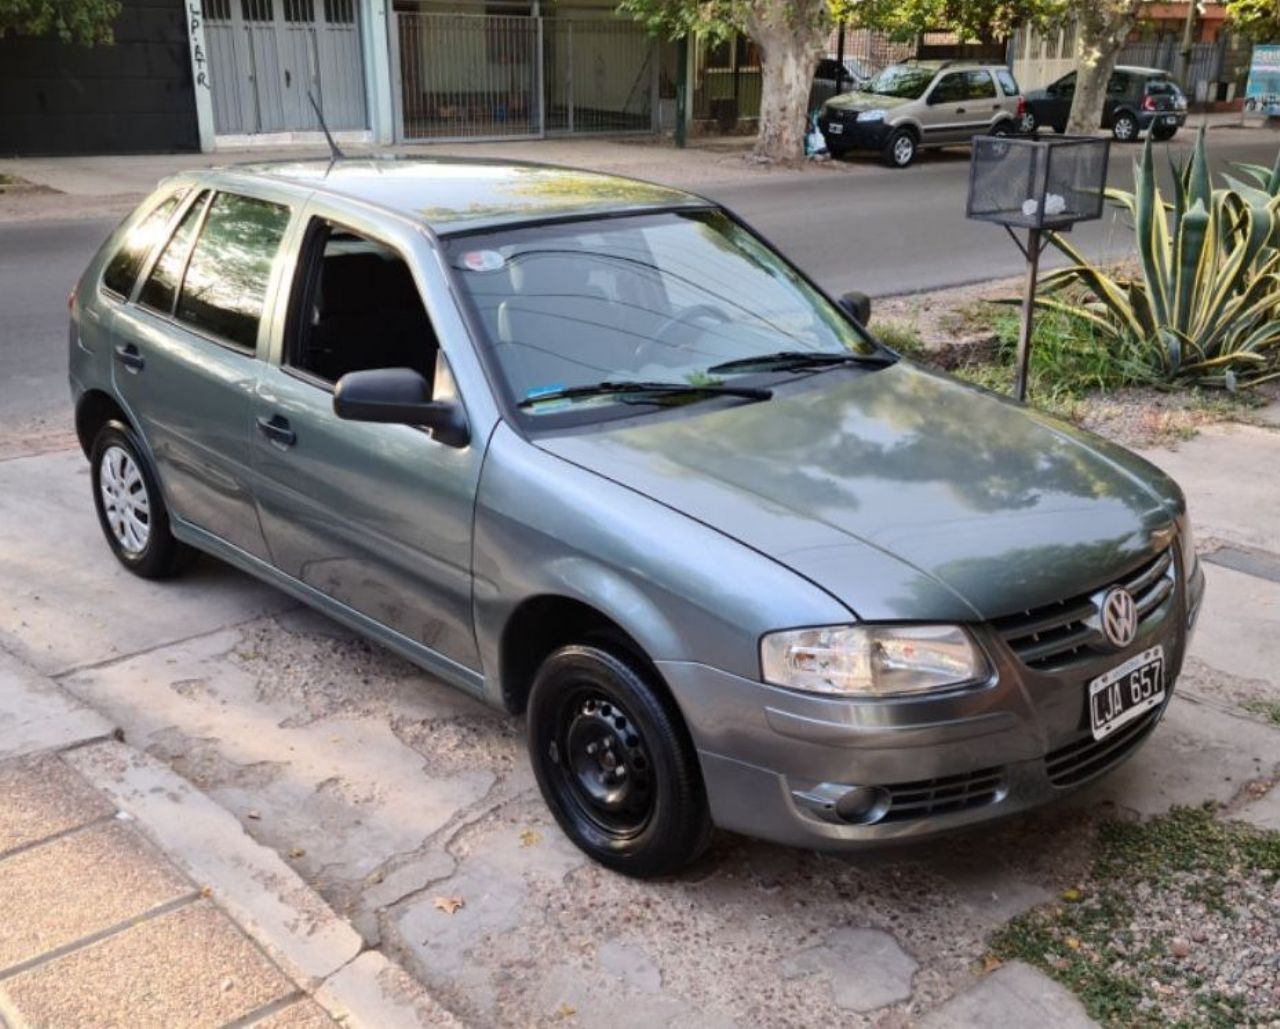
left=675, top=34, right=688, bottom=148
left=835, top=22, right=846, bottom=91
left=1015, top=227, right=1041, bottom=402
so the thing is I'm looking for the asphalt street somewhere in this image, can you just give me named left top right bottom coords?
left=2, top=129, right=1276, bottom=433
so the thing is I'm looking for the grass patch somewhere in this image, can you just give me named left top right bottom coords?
left=1241, top=698, right=1280, bottom=726
left=991, top=805, right=1280, bottom=1027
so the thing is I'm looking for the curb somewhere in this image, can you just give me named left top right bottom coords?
left=0, top=646, right=463, bottom=1027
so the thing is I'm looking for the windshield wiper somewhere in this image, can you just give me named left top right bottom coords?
left=516, top=380, right=772, bottom=409
left=706, top=350, right=896, bottom=375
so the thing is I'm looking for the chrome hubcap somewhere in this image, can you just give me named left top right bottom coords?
left=893, top=136, right=913, bottom=164
left=1117, top=118, right=1135, bottom=140
left=99, top=445, right=150, bottom=554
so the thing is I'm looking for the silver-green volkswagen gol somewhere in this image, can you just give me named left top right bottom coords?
left=70, top=158, right=1204, bottom=877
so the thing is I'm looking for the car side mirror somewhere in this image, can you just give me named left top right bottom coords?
left=839, top=291, right=871, bottom=325
left=333, top=367, right=469, bottom=447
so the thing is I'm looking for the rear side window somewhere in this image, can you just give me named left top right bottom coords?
left=102, top=192, right=184, bottom=298
left=175, top=193, right=291, bottom=351
left=138, top=192, right=209, bottom=314
left=966, top=70, right=997, bottom=99
left=996, top=69, right=1019, bottom=96
left=1107, top=73, right=1131, bottom=97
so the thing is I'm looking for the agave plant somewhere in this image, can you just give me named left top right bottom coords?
left=1038, top=128, right=1280, bottom=389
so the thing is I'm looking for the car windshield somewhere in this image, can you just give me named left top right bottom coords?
left=865, top=65, right=935, bottom=99
left=446, top=209, right=880, bottom=419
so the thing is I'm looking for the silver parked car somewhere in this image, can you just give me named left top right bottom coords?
left=70, top=159, right=1203, bottom=877
left=820, top=59, right=1026, bottom=167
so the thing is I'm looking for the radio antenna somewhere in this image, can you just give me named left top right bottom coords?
left=308, top=91, right=345, bottom=162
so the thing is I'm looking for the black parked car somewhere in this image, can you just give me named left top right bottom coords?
left=1024, top=65, right=1188, bottom=141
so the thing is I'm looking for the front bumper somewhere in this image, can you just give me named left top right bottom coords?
left=819, top=111, right=891, bottom=152
left=660, top=553, right=1204, bottom=850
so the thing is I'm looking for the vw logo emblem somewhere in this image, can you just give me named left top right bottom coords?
left=1099, top=587, right=1138, bottom=649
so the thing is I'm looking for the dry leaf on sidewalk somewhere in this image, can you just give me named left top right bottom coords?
left=519, top=829, right=541, bottom=848
left=433, top=896, right=465, bottom=915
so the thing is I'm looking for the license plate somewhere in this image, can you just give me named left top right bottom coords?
left=1163, top=115, right=1177, bottom=124
left=827, top=123, right=843, bottom=135
left=1088, top=645, right=1165, bottom=741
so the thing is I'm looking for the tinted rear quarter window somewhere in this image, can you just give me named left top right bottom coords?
left=102, top=193, right=184, bottom=298
left=175, top=193, right=291, bottom=350
left=138, top=192, right=209, bottom=314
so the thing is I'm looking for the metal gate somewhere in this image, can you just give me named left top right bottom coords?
left=204, top=0, right=368, bottom=136
left=391, top=10, right=656, bottom=142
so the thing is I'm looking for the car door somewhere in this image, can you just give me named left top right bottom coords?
left=248, top=204, right=486, bottom=675
left=1102, top=71, right=1131, bottom=128
left=963, top=69, right=1006, bottom=134
left=1041, top=72, right=1075, bottom=131
left=110, top=187, right=293, bottom=560
left=920, top=71, right=970, bottom=144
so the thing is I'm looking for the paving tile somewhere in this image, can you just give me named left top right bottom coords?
left=919, top=961, right=1097, bottom=1028
left=0, top=650, right=115, bottom=762
left=0, top=821, right=191, bottom=970
left=247, top=998, right=338, bottom=1028
left=0, top=900, right=296, bottom=1028
left=0, top=754, right=114, bottom=856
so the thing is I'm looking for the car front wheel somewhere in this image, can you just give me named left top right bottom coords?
left=882, top=128, right=917, bottom=168
left=90, top=421, right=195, bottom=579
left=527, top=644, right=711, bottom=878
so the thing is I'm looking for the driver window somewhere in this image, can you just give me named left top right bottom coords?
left=1052, top=74, right=1076, bottom=99
left=287, top=220, right=440, bottom=386
left=931, top=73, right=967, bottom=104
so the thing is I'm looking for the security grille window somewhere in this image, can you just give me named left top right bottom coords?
left=138, top=192, right=210, bottom=314
left=204, top=0, right=231, bottom=19
left=965, top=70, right=996, bottom=100
left=323, top=0, right=353, bottom=23
left=102, top=192, right=184, bottom=299
left=283, top=0, right=313, bottom=22
left=173, top=193, right=290, bottom=351
left=241, top=0, right=272, bottom=21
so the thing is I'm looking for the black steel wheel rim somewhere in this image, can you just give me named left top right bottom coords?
left=549, top=686, right=656, bottom=840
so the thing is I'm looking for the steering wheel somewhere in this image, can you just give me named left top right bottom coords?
left=635, top=303, right=730, bottom=366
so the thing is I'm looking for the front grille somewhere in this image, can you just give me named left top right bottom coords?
left=880, top=766, right=1006, bottom=823
left=993, top=548, right=1176, bottom=671
left=1045, top=708, right=1161, bottom=788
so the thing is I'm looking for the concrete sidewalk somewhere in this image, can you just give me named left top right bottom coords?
left=0, top=648, right=462, bottom=1028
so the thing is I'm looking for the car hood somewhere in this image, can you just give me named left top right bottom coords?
left=536, top=363, right=1182, bottom=623
left=823, top=91, right=913, bottom=114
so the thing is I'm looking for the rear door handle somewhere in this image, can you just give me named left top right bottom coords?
left=257, top=414, right=297, bottom=449
left=956, top=106, right=967, bottom=114
left=114, top=343, right=144, bottom=372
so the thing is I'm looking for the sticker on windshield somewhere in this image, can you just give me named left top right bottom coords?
left=460, top=249, right=506, bottom=272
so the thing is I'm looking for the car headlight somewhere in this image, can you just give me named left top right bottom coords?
left=856, top=109, right=887, bottom=122
left=1179, top=513, right=1197, bottom=576
left=760, top=624, right=990, bottom=697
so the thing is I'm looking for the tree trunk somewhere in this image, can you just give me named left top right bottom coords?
left=1066, top=0, right=1140, bottom=135
left=745, top=0, right=829, bottom=162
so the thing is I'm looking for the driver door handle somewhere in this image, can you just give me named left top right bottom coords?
left=257, top=414, right=297, bottom=449
left=956, top=106, right=967, bottom=114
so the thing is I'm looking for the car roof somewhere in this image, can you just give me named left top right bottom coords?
left=205, top=156, right=709, bottom=236
left=1114, top=65, right=1171, bottom=78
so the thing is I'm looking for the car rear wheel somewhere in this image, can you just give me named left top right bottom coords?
left=1112, top=112, right=1139, bottom=142
left=527, top=644, right=711, bottom=878
left=90, top=421, right=195, bottom=579
left=1019, top=110, right=1038, bottom=134
left=1150, top=122, right=1178, bottom=141
left=882, top=129, right=917, bottom=168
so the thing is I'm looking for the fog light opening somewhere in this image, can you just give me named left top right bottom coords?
left=834, top=785, right=891, bottom=825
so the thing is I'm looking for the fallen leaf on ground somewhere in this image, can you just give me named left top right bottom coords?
left=981, top=954, right=1002, bottom=973
left=519, top=829, right=542, bottom=848
left=1061, top=887, right=1082, bottom=902
left=289, top=848, right=306, bottom=859
left=433, top=896, right=465, bottom=915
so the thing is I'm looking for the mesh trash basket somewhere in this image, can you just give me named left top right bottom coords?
left=967, top=136, right=1110, bottom=230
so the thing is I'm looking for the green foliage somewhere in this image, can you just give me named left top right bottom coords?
left=1041, top=128, right=1280, bottom=390
left=0, top=0, right=121, bottom=44
left=617, top=0, right=832, bottom=43
left=993, top=805, right=1280, bottom=1027
left=1224, top=0, right=1280, bottom=41
left=848, top=0, right=1063, bottom=43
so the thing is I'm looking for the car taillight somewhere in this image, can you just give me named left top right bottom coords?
left=1016, top=96, right=1027, bottom=118
left=1142, top=95, right=1156, bottom=111
left=68, top=282, right=79, bottom=311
